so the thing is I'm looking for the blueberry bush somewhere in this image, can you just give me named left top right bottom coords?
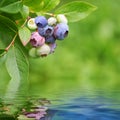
left=0, top=0, right=97, bottom=94
left=0, top=0, right=97, bottom=83
left=0, top=0, right=97, bottom=119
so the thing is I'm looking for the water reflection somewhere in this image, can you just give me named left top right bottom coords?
left=50, top=95, right=120, bottom=120
left=0, top=89, right=120, bottom=120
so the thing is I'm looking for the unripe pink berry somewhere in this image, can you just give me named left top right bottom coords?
left=30, top=32, right=45, bottom=47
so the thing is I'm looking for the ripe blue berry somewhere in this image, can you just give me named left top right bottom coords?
left=45, top=35, right=56, bottom=44
left=38, top=25, right=54, bottom=37
left=30, top=32, right=45, bottom=47
left=54, top=23, right=69, bottom=40
left=35, top=16, right=48, bottom=28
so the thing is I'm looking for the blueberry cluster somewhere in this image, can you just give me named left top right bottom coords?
left=27, top=14, right=69, bottom=57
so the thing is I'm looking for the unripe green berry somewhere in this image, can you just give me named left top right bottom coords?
left=57, top=14, right=68, bottom=24
left=27, top=18, right=37, bottom=30
left=29, top=48, right=37, bottom=58
left=36, top=44, right=51, bottom=57
left=48, top=17, right=57, bottom=26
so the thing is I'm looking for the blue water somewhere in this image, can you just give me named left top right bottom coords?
left=40, top=90, right=120, bottom=120
left=1, top=87, right=120, bottom=120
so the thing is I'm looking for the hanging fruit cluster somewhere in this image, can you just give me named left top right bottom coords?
left=27, top=14, right=69, bottom=58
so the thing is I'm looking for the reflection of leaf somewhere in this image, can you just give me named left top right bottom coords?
left=55, top=1, right=97, bottom=22
left=5, top=43, right=29, bottom=101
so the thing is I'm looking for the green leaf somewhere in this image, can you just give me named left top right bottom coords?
left=55, top=1, right=97, bottom=22
left=0, top=49, right=6, bottom=57
left=0, top=15, right=17, bottom=32
left=18, top=27, right=31, bottom=46
left=42, top=0, right=60, bottom=12
left=20, top=5, right=29, bottom=19
left=23, top=0, right=43, bottom=12
left=0, top=15, right=17, bottom=48
left=5, top=44, right=29, bottom=101
left=0, top=54, right=6, bottom=66
left=0, top=0, right=19, bottom=7
left=0, top=1, right=23, bottom=14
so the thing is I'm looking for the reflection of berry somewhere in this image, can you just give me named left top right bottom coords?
left=45, top=35, right=56, bottom=44
left=30, top=32, right=45, bottom=47
left=38, top=25, right=54, bottom=37
left=57, top=14, right=68, bottom=24
left=36, top=44, right=51, bottom=57
left=27, top=18, right=37, bottom=30
left=54, top=23, right=69, bottom=40
left=35, top=16, right=48, bottom=28
left=48, top=17, right=57, bottom=26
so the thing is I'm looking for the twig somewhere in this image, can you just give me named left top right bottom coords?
left=5, top=33, right=18, bottom=52
left=21, top=16, right=30, bottom=28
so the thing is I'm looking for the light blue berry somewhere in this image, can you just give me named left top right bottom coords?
left=54, top=23, right=69, bottom=40
left=35, top=16, right=48, bottom=28
left=38, top=25, right=54, bottom=37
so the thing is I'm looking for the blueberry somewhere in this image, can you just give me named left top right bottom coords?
left=49, top=43, right=57, bottom=53
left=30, top=32, right=45, bottom=47
left=45, top=35, right=56, bottom=44
left=29, top=48, right=37, bottom=58
left=35, top=16, right=48, bottom=28
left=38, top=25, right=54, bottom=37
left=48, top=17, right=57, bottom=26
left=57, top=14, right=68, bottom=24
left=27, top=18, right=37, bottom=30
left=36, top=44, right=51, bottom=57
left=54, top=23, right=69, bottom=40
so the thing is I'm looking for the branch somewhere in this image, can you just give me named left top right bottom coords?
left=5, top=33, right=18, bottom=52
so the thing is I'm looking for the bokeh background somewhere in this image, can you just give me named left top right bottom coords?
left=0, top=0, right=120, bottom=102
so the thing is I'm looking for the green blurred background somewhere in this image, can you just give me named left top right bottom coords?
left=0, top=0, right=120, bottom=101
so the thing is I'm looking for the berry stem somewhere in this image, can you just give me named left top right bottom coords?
left=5, top=33, right=18, bottom=52
left=44, top=13, right=55, bottom=17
